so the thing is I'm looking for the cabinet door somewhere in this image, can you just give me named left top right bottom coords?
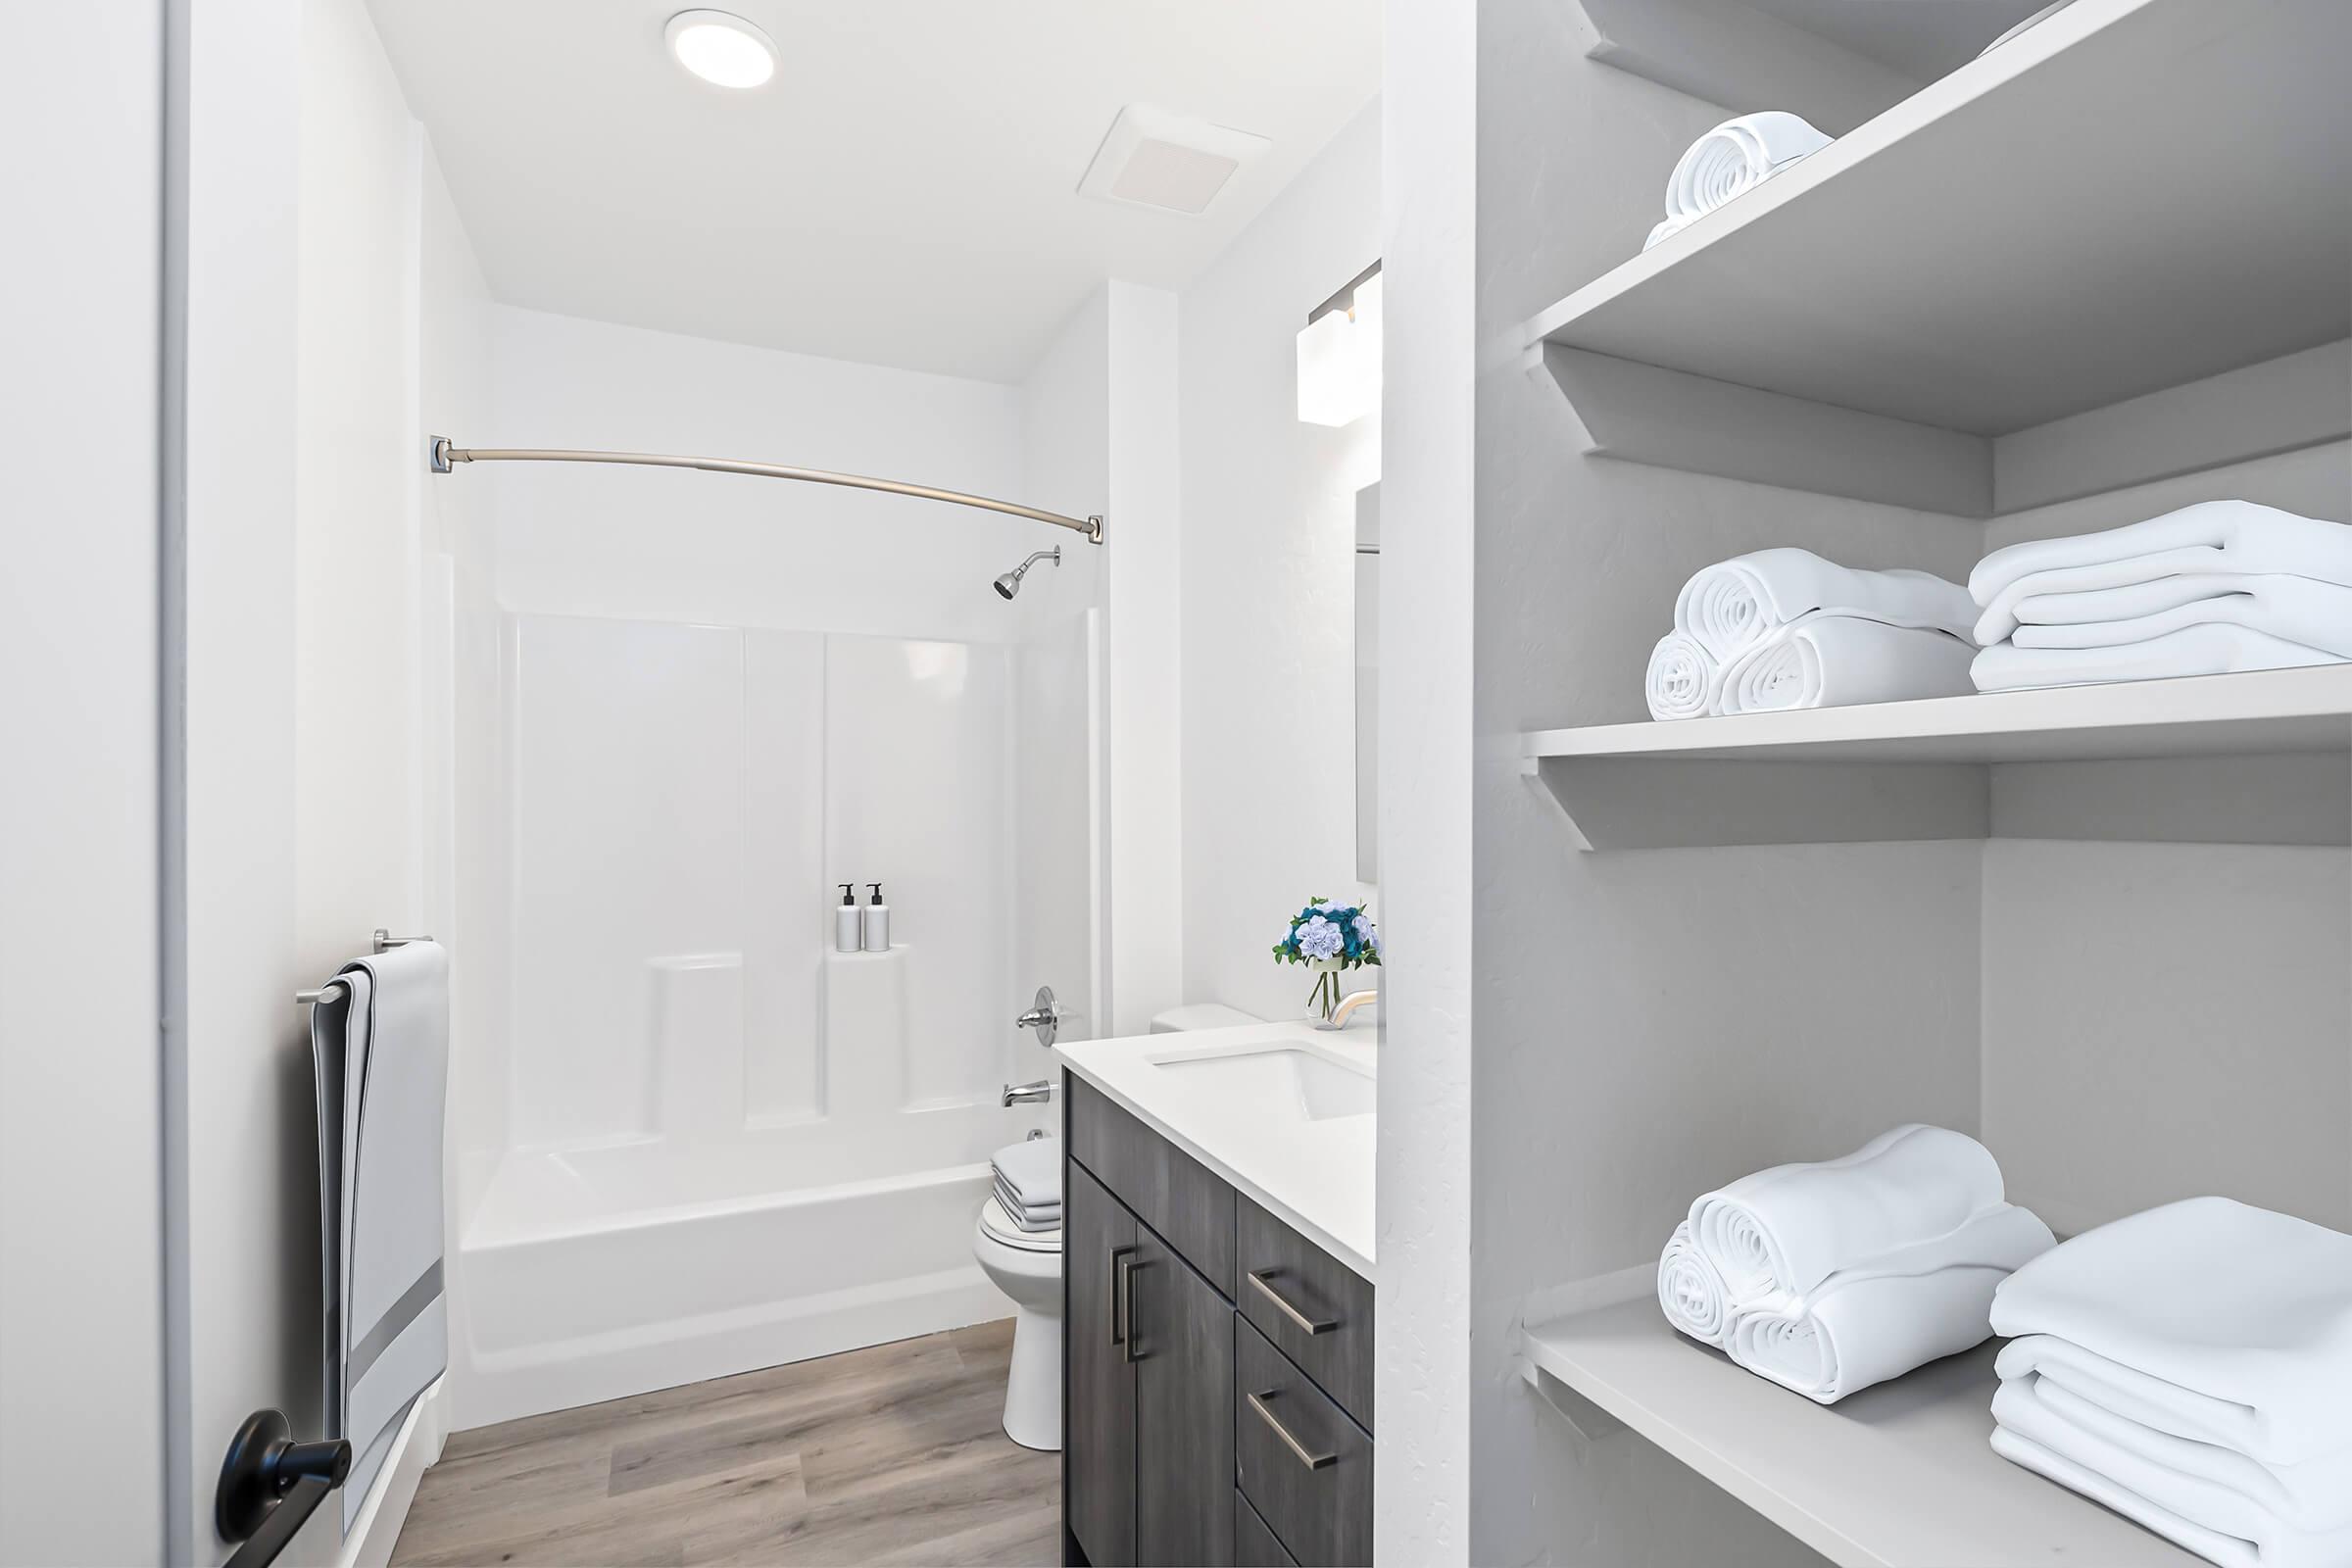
left=1132, top=1226, right=1236, bottom=1566
left=1067, top=1159, right=1139, bottom=1567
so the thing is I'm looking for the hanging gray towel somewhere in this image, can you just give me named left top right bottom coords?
left=309, top=940, right=448, bottom=1530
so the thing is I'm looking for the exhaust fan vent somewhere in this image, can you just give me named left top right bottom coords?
left=1077, top=104, right=1271, bottom=216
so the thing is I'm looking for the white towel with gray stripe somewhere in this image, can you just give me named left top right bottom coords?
left=310, top=939, right=449, bottom=1528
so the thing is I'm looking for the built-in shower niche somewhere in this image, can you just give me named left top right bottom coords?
left=501, top=612, right=1024, bottom=1163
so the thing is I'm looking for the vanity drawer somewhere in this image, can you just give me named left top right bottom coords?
left=1237, top=1196, right=1374, bottom=1431
left=1236, top=1317, right=1372, bottom=1568
left=1067, top=1073, right=1236, bottom=1295
left=1236, top=1490, right=1299, bottom=1567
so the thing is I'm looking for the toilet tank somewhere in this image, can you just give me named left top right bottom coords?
left=1149, top=1003, right=1262, bottom=1033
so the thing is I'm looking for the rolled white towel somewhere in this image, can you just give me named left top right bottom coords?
left=1652, top=114, right=1832, bottom=243
left=1970, top=501, right=2352, bottom=643
left=1998, top=1372, right=2352, bottom=1537
left=1644, top=632, right=1721, bottom=721
left=1971, top=624, right=2340, bottom=693
left=1716, top=617, right=1977, bottom=713
left=1726, top=1203, right=2054, bottom=1403
left=1675, top=549, right=1977, bottom=662
left=1658, top=1221, right=1734, bottom=1345
left=1690, top=1123, right=2007, bottom=1301
left=1989, top=1198, right=2352, bottom=1467
left=2008, top=574, right=2352, bottom=660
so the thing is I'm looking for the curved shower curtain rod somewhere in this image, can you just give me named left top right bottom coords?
left=427, top=436, right=1104, bottom=544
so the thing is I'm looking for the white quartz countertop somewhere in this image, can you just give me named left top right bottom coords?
left=1054, top=1020, right=1376, bottom=1280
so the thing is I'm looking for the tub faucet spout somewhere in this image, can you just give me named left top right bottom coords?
left=1002, top=1079, right=1053, bottom=1106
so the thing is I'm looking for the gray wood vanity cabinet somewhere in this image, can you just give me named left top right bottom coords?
left=1062, top=1074, right=1375, bottom=1568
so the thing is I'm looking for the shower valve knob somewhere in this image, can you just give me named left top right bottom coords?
left=1012, top=985, right=1059, bottom=1047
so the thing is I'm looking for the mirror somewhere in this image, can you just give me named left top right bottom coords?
left=1355, top=482, right=1379, bottom=882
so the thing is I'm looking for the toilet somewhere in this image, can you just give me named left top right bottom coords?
left=973, top=1000, right=1260, bottom=1451
left=973, top=1192, right=1063, bottom=1450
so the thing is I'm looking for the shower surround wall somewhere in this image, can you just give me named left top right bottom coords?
left=448, top=308, right=1098, bottom=1425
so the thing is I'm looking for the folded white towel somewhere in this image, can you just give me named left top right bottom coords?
left=1972, top=624, right=2341, bottom=692
left=990, top=1135, right=1061, bottom=1206
left=1991, top=1426, right=2349, bottom=1568
left=1717, top=616, right=1977, bottom=713
left=1645, top=114, right=1831, bottom=251
left=1658, top=1221, right=1735, bottom=1345
left=1970, top=501, right=2352, bottom=641
left=1677, top=549, right=1979, bottom=662
left=1998, top=1373, right=2352, bottom=1536
left=1990, top=1198, right=2352, bottom=1466
left=992, top=1173, right=1058, bottom=1217
left=1690, top=1124, right=2008, bottom=1301
left=2006, top=574, right=2352, bottom=660
left=1725, top=1202, right=2053, bottom=1403
left=1644, top=633, right=1722, bottom=721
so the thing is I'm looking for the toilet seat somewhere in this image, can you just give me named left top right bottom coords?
left=979, top=1196, right=1061, bottom=1253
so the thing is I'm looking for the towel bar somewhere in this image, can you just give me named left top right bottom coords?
left=295, top=930, right=435, bottom=1004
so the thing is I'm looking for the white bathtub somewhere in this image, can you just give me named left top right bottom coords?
left=451, top=1138, right=1012, bottom=1428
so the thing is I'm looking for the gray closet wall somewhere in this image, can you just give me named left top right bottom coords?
left=1427, top=1, right=2352, bottom=1561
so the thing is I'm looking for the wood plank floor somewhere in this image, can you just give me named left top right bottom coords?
left=390, top=1320, right=1059, bottom=1567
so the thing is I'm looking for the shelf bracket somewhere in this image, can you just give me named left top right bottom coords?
left=1521, top=1357, right=1626, bottom=1442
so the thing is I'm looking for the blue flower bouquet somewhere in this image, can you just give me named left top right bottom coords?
left=1272, top=898, right=1380, bottom=1023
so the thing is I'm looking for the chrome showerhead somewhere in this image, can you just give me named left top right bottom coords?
left=993, top=546, right=1060, bottom=600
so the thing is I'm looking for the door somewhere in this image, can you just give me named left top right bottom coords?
left=1066, top=1159, right=1138, bottom=1566
left=1132, top=1227, right=1236, bottom=1566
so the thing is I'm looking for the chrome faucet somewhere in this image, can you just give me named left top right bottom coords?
left=1316, top=990, right=1380, bottom=1032
left=1002, top=1079, right=1054, bottom=1106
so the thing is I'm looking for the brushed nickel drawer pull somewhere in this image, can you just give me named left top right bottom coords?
left=1118, top=1254, right=1141, bottom=1363
left=1110, top=1246, right=1135, bottom=1349
left=1249, top=1269, right=1338, bottom=1335
left=1247, top=1389, right=1336, bottom=1470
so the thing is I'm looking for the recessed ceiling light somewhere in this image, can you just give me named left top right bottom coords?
left=664, top=10, right=777, bottom=90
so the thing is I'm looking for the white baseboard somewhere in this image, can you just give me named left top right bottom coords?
left=338, top=1376, right=447, bottom=1568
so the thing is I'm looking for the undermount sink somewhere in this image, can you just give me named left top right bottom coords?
left=1149, top=1046, right=1376, bottom=1122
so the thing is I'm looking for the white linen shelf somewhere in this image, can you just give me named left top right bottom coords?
left=1513, top=0, right=2352, bottom=516
left=1520, top=1298, right=2200, bottom=1568
left=1521, top=666, right=2352, bottom=851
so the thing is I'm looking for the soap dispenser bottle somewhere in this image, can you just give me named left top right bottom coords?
left=834, top=884, right=860, bottom=953
left=861, top=883, right=891, bottom=953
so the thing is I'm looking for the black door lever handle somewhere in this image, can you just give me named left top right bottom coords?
left=217, top=1408, right=352, bottom=1567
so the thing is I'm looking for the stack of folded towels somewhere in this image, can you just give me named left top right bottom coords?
left=991, top=1136, right=1061, bottom=1234
left=1969, top=500, right=2352, bottom=693
left=1657, top=1124, right=2055, bottom=1402
left=1987, top=1197, right=2352, bottom=1568
left=1644, top=113, right=1832, bottom=251
left=1645, top=548, right=1981, bottom=719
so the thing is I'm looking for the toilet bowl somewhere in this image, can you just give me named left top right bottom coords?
left=974, top=1195, right=1062, bottom=1450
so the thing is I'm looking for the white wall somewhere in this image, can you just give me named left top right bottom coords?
left=1104, top=282, right=1188, bottom=1035
left=486, top=307, right=1039, bottom=643
left=0, top=7, right=168, bottom=1563
left=1372, top=8, right=1476, bottom=1555
left=1179, top=99, right=1384, bottom=1025
left=170, top=0, right=308, bottom=1558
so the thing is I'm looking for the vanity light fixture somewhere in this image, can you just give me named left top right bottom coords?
left=664, top=10, right=778, bottom=90
left=1297, top=262, right=1383, bottom=427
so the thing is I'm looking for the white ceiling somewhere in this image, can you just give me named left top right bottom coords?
left=368, top=1, right=1382, bottom=383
